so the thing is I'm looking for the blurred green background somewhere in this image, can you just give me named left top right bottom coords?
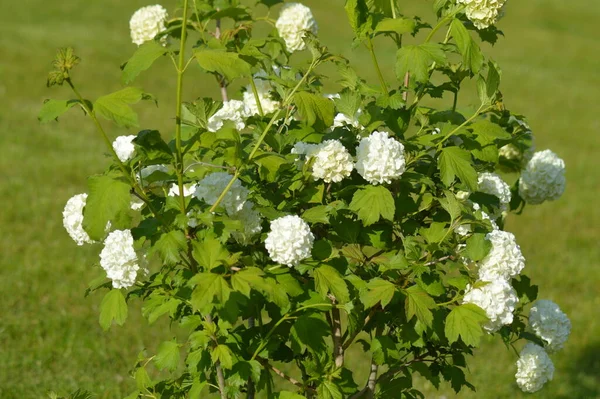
left=1, top=0, right=598, bottom=397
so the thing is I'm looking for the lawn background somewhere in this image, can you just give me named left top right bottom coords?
left=0, top=0, right=599, bottom=398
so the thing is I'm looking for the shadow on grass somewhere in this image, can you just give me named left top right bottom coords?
left=556, top=341, right=600, bottom=399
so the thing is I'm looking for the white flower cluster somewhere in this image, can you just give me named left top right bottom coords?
left=275, top=3, right=318, bottom=52
left=112, top=135, right=136, bottom=162
left=477, top=172, right=511, bottom=215
left=519, top=150, right=566, bottom=205
left=529, top=300, right=571, bottom=353
left=463, top=279, right=518, bottom=332
left=168, top=183, right=196, bottom=197
left=457, top=0, right=507, bottom=30
left=293, top=140, right=354, bottom=183
left=265, top=215, right=314, bottom=266
left=515, top=343, right=555, bottom=393
left=207, top=100, right=249, bottom=132
left=99, top=229, right=140, bottom=289
left=231, top=201, right=263, bottom=244
left=477, top=230, right=525, bottom=281
left=243, top=70, right=280, bottom=116
left=194, top=172, right=248, bottom=214
left=355, top=131, right=406, bottom=184
left=63, top=194, right=94, bottom=246
left=129, top=5, right=168, bottom=46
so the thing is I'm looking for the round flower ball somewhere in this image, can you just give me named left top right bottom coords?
left=99, top=229, right=140, bottom=289
left=456, top=0, right=507, bottom=30
left=231, top=201, right=263, bottom=244
left=194, top=172, right=248, bottom=215
left=477, top=172, right=511, bottom=215
left=207, top=100, right=249, bottom=132
left=307, top=140, right=354, bottom=183
left=265, top=215, right=314, bottom=267
left=129, top=5, right=168, bottom=46
left=243, top=70, right=281, bottom=116
left=112, top=135, right=136, bottom=162
left=462, top=279, right=518, bottom=333
left=529, top=300, right=571, bottom=353
left=519, top=149, right=566, bottom=205
left=477, top=230, right=525, bottom=281
left=275, top=3, right=318, bottom=52
left=515, top=343, right=555, bottom=393
left=355, top=131, right=406, bottom=185
left=63, top=193, right=94, bottom=246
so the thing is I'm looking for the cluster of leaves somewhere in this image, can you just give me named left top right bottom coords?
left=42, top=0, right=541, bottom=398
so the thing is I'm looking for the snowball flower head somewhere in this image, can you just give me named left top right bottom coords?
left=99, top=229, right=140, bottom=289
left=515, top=343, right=554, bottom=393
left=529, top=300, right=571, bottom=353
left=455, top=202, right=498, bottom=236
left=194, top=172, right=248, bottom=214
left=477, top=172, right=511, bottom=215
left=243, top=70, right=280, bottom=116
left=477, top=230, right=525, bottom=281
left=129, top=5, right=168, bottom=46
left=355, top=131, right=406, bottom=184
left=457, top=0, right=507, bottom=30
left=276, top=3, right=318, bottom=52
left=63, top=194, right=94, bottom=246
left=168, top=183, right=196, bottom=197
left=231, top=201, right=263, bottom=243
left=207, top=100, right=248, bottom=132
left=463, top=279, right=518, bottom=332
left=112, top=135, right=136, bottom=162
left=265, top=215, right=314, bottom=266
left=296, top=140, right=354, bottom=183
left=519, top=150, right=566, bottom=205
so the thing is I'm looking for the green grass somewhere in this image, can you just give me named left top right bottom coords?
left=0, top=0, right=599, bottom=397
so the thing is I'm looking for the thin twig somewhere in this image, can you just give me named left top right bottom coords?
left=331, top=302, right=344, bottom=368
left=257, top=357, right=317, bottom=394
left=206, top=315, right=227, bottom=399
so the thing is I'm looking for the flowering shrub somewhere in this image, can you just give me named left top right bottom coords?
left=41, top=0, right=571, bottom=397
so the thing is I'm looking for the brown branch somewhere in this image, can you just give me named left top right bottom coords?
left=331, top=306, right=344, bottom=368
left=402, top=72, right=410, bottom=102
left=349, top=359, right=378, bottom=399
left=214, top=14, right=228, bottom=102
left=206, top=315, right=227, bottom=399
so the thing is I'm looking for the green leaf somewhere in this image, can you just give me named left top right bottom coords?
left=194, top=49, right=251, bottom=80
left=405, top=285, right=435, bottom=327
left=190, top=273, right=231, bottom=311
left=122, top=41, right=168, bottom=84
left=334, top=89, right=361, bottom=119
left=134, top=367, right=153, bottom=390
left=83, top=175, right=131, bottom=241
left=395, top=43, right=446, bottom=83
left=313, top=265, right=350, bottom=303
left=375, top=17, right=415, bottom=35
left=470, top=120, right=511, bottom=144
left=154, top=340, right=180, bottom=372
left=211, top=344, right=234, bottom=369
left=192, top=238, right=230, bottom=270
left=94, top=87, right=147, bottom=128
left=360, top=278, right=396, bottom=309
left=512, top=275, right=538, bottom=303
left=349, top=186, right=395, bottom=226
left=438, top=146, right=478, bottom=191
left=293, top=92, right=335, bottom=127
left=450, top=19, right=483, bottom=73
left=464, top=233, right=492, bottom=261
left=153, top=230, right=187, bottom=265
left=133, top=129, right=173, bottom=163
left=276, top=392, right=307, bottom=399
left=39, top=99, right=77, bottom=123
left=290, top=314, right=329, bottom=353
left=188, top=378, right=207, bottom=399
left=421, top=222, right=447, bottom=244
left=302, top=205, right=331, bottom=224
left=345, top=0, right=371, bottom=38
left=445, top=303, right=488, bottom=346
left=486, top=60, right=501, bottom=100
left=231, top=267, right=265, bottom=297
left=317, top=381, right=343, bottom=399
left=99, top=290, right=128, bottom=331
left=438, top=191, right=462, bottom=221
